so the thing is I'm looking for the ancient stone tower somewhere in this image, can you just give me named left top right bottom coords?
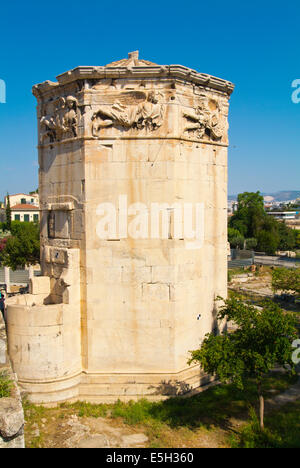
left=7, top=52, right=234, bottom=403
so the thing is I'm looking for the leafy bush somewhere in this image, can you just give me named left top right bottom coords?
left=257, top=230, right=278, bottom=255
left=245, top=238, right=257, bottom=250
left=228, top=227, right=245, bottom=249
left=1, top=221, right=40, bottom=270
left=272, top=267, right=300, bottom=296
left=234, top=400, right=300, bottom=448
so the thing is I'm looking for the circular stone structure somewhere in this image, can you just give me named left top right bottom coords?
left=7, top=52, right=234, bottom=403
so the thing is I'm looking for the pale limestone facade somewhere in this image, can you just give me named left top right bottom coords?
left=6, top=52, right=234, bottom=404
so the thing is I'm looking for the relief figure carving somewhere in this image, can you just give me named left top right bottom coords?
left=40, top=96, right=78, bottom=144
left=92, top=90, right=165, bottom=136
left=183, top=98, right=227, bottom=141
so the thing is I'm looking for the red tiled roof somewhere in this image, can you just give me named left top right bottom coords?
left=6, top=193, right=38, bottom=198
left=11, top=204, right=39, bottom=211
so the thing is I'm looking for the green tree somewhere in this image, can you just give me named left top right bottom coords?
left=2, top=221, right=40, bottom=270
left=257, top=230, right=278, bottom=255
left=245, top=238, right=258, bottom=250
left=230, top=235, right=245, bottom=249
left=189, top=296, right=297, bottom=430
left=229, top=219, right=248, bottom=237
left=229, top=192, right=265, bottom=239
left=277, top=222, right=297, bottom=251
left=5, top=194, right=11, bottom=232
left=228, top=227, right=244, bottom=248
left=272, top=267, right=300, bottom=297
left=296, top=232, right=300, bottom=249
left=229, top=192, right=297, bottom=255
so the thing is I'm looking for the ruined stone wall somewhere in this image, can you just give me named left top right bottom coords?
left=6, top=290, right=82, bottom=404
left=0, top=314, right=25, bottom=448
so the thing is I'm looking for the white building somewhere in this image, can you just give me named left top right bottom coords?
left=10, top=204, right=40, bottom=222
left=5, top=193, right=39, bottom=208
left=267, top=211, right=299, bottom=220
left=5, top=193, right=40, bottom=222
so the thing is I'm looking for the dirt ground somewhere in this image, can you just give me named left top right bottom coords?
left=24, top=407, right=229, bottom=448
left=229, top=268, right=274, bottom=297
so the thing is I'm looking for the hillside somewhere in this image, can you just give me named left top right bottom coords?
left=229, top=191, right=300, bottom=202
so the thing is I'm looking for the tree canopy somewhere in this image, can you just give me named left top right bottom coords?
left=272, top=267, right=300, bottom=297
left=1, top=221, right=40, bottom=270
left=189, top=296, right=298, bottom=429
left=229, top=191, right=298, bottom=254
left=5, top=194, right=11, bottom=232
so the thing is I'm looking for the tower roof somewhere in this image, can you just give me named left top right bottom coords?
left=106, top=51, right=158, bottom=68
left=33, top=51, right=234, bottom=97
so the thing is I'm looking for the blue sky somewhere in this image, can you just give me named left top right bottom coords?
left=0, top=0, right=299, bottom=200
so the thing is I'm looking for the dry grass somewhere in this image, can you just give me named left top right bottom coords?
left=23, top=371, right=296, bottom=448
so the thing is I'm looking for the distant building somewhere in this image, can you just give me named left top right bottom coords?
left=227, top=200, right=238, bottom=215
left=267, top=211, right=299, bottom=221
left=264, top=201, right=281, bottom=209
left=263, top=195, right=275, bottom=205
left=5, top=193, right=40, bottom=222
left=10, top=204, right=40, bottom=222
left=5, top=193, right=39, bottom=208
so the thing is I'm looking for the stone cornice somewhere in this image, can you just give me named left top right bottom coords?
left=37, top=135, right=230, bottom=149
left=33, top=65, right=234, bottom=98
left=32, top=80, right=58, bottom=98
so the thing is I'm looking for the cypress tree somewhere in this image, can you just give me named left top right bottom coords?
left=5, top=193, right=11, bottom=231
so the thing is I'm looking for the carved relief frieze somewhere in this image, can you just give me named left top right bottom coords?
left=182, top=97, right=228, bottom=142
left=91, top=90, right=165, bottom=136
left=40, top=95, right=78, bottom=144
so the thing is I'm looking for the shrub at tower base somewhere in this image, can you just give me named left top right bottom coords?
left=189, top=296, right=298, bottom=430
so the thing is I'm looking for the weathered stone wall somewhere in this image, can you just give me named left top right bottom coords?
left=0, top=314, right=25, bottom=448
left=6, top=282, right=82, bottom=404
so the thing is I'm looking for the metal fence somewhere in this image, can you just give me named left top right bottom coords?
left=228, top=248, right=300, bottom=269
left=228, top=249, right=254, bottom=269
left=228, top=258, right=254, bottom=269
left=0, top=268, right=41, bottom=285
left=228, top=253, right=300, bottom=270
left=254, top=255, right=300, bottom=269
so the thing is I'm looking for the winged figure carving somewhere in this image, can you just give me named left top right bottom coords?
left=92, top=91, right=165, bottom=135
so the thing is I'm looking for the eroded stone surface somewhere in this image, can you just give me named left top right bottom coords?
left=0, top=398, right=24, bottom=438
left=0, top=314, right=25, bottom=449
left=63, top=416, right=148, bottom=448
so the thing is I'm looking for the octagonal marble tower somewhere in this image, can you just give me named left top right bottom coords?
left=7, top=52, right=234, bottom=403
